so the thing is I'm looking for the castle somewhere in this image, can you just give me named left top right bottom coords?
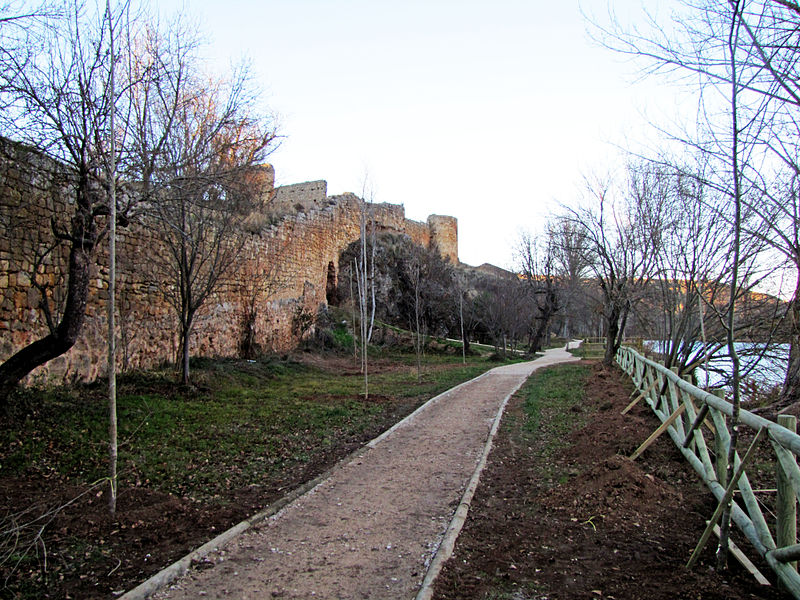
left=0, top=139, right=458, bottom=385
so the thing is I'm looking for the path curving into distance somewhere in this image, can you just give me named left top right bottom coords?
left=140, top=346, right=580, bottom=600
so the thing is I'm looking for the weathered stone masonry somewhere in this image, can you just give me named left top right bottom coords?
left=0, top=139, right=458, bottom=386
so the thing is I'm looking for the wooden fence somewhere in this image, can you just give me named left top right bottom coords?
left=616, top=345, right=800, bottom=597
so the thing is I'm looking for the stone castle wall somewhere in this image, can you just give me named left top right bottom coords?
left=272, top=180, right=328, bottom=213
left=0, top=139, right=459, bottom=386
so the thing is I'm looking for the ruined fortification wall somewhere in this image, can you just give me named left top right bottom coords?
left=427, top=215, right=458, bottom=264
left=0, top=139, right=458, bottom=386
left=272, top=180, right=328, bottom=214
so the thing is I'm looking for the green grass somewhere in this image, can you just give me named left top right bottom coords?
left=522, top=363, right=592, bottom=457
left=1, top=350, right=508, bottom=502
left=461, top=363, right=592, bottom=600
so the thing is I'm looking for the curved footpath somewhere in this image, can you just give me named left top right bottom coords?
left=137, top=347, right=579, bottom=600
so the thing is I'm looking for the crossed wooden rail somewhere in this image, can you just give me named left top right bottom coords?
left=616, top=346, right=800, bottom=597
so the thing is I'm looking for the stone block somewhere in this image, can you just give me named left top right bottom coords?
left=26, top=288, right=39, bottom=307
left=14, top=291, right=26, bottom=309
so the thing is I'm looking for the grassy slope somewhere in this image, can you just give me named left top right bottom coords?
left=1, top=351, right=510, bottom=503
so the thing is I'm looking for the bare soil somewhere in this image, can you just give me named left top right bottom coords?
left=432, top=361, right=789, bottom=600
left=0, top=356, right=435, bottom=600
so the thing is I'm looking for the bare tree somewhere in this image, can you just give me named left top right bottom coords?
left=592, top=0, right=800, bottom=411
left=353, top=194, right=376, bottom=397
left=146, top=70, right=277, bottom=384
left=407, top=250, right=423, bottom=382
left=458, top=278, right=486, bottom=354
left=561, top=165, right=664, bottom=366
left=104, top=0, right=119, bottom=517
left=455, top=272, right=468, bottom=364
left=517, top=228, right=561, bottom=353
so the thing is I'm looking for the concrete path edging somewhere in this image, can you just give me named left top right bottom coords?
left=414, top=349, right=580, bottom=600
left=118, top=366, right=495, bottom=600
left=121, top=349, right=581, bottom=599
left=413, top=375, right=521, bottom=600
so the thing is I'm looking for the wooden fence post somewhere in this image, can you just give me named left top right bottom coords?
left=713, top=390, right=728, bottom=486
left=778, top=414, right=798, bottom=573
left=687, top=428, right=766, bottom=570
left=682, top=374, right=696, bottom=453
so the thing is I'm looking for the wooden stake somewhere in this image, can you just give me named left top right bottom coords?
left=686, top=428, right=765, bottom=570
left=683, top=404, right=710, bottom=449
left=622, top=379, right=658, bottom=415
left=630, top=404, right=686, bottom=461
left=709, top=522, right=771, bottom=586
left=712, top=391, right=728, bottom=486
left=771, top=441, right=800, bottom=504
left=777, top=415, right=798, bottom=572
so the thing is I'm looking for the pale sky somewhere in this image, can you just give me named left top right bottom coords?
left=160, top=0, right=675, bottom=269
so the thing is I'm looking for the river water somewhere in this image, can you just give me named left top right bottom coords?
left=644, top=341, right=789, bottom=390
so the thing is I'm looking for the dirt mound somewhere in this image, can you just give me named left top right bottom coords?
left=432, top=362, right=788, bottom=600
left=543, top=455, right=684, bottom=516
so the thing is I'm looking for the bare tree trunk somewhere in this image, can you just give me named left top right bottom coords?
left=603, top=305, right=621, bottom=366
left=779, top=272, right=800, bottom=410
left=0, top=194, right=96, bottom=405
left=367, top=216, right=376, bottom=344
left=355, top=248, right=369, bottom=397
left=459, top=291, right=466, bottom=365
left=717, top=0, right=745, bottom=569
left=699, top=285, right=711, bottom=389
left=414, top=266, right=422, bottom=382
left=529, top=305, right=555, bottom=354
left=180, top=312, right=195, bottom=386
left=106, top=0, right=118, bottom=517
left=350, top=265, right=357, bottom=365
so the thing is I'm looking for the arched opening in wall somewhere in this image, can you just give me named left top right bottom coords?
left=325, top=261, right=339, bottom=305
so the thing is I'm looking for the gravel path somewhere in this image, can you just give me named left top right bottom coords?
left=152, top=348, right=578, bottom=599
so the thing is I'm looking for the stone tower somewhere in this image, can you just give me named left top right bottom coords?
left=427, top=215, right=458, bottom=264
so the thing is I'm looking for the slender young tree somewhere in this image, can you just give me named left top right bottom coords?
left=353, top=193, right=376, bottom=397
left=408, top=250, right=423, bottom=382
left=105, top=0, right=118, bottom=517
left=717, top=0, right=746, bottom=570
left=455, top=273, right=468, bottom=364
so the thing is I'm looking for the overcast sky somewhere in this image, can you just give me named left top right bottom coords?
left=160, top=0, right=676, bottom=269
